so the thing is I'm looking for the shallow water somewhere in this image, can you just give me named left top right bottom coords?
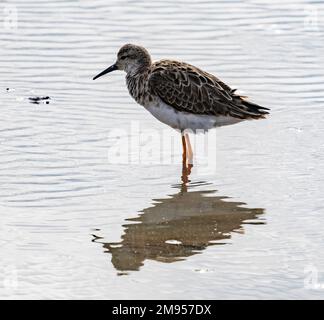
left=1, top=0, right=324, bottom=299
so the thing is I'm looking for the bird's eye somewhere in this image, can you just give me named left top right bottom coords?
left=120, top=56, right=127, bottom=60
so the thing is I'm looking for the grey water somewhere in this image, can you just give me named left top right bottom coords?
left=1, top=0, right=324, bottom=299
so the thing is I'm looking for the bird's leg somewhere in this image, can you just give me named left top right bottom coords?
left=181, top=160, right=190, bottom=185
left=181, top=134, right=189, bottom=184
left=185, top=133, right=193, bottom=165
left=182, top=134, right=187, bottom=164
left=181, top=133, right=193, bottom=185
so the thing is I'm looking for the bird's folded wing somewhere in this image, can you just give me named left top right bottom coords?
left=148, top=60, right=269, bottom=119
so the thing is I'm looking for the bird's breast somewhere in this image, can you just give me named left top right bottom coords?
left=126, top=74, right=154, bottom=107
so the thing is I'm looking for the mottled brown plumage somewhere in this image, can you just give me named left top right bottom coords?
left=93, top=43, right=269, bottom=129
left=148, top=59, right=269, bottom=119
left=93, top=44, right=270, bottom=164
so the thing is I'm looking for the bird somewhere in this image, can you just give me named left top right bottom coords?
left=93, top=44, right=269, bottom=167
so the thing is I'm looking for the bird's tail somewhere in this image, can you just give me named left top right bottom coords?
left=236, top=96, right=270, bottom=119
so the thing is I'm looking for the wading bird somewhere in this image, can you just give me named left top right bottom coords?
left=93, top=44, right=269, bottom=168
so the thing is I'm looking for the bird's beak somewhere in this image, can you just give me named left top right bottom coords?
left=93, top=64, right=118, bottom=80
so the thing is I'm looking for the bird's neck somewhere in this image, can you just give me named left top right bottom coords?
left=125, top=63, right=150, bottom=77
left=126, top=68, right=152, bottom=106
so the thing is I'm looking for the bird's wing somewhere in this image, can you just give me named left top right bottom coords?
left=148, top=60, right=269, bottom=119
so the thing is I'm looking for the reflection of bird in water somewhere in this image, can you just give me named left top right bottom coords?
left=92, top=166, right=265, bottom=272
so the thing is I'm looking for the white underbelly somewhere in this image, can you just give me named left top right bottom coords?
left=145, top=100, right=243, bottom=131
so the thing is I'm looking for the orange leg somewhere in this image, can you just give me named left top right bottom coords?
left=182, top=134, right=187, bottom=164
left=181, top=133, right=193, bottom=185
left=185, top=133, right=193, bottom=165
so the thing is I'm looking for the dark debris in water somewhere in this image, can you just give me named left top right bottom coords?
left=28, top=96, right=51, bottom=104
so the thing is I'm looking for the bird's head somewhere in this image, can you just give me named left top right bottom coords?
left=93, top=44, right=152, bottom=80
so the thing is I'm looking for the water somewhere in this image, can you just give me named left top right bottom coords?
left=1, top=0, right=324, bottom=299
